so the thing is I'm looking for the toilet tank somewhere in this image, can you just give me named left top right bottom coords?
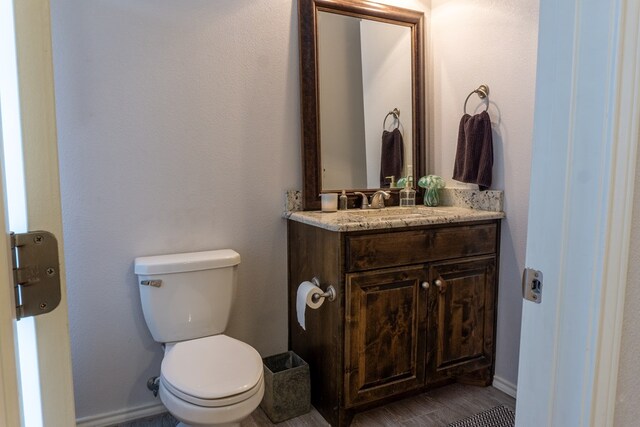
left=134, top=249, right=241, bottom=343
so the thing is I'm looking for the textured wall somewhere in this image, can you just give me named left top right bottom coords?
left=50, top=0, right=538, bottom=420
left=615, top=146, right=640, bottom=425
left=430, top=0, right=539, bottom=388
left=50, top=0, right=301, bottom=419
left=51, top=0, right=430, bottom=421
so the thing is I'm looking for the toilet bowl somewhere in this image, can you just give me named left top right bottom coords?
left=134, top=250, right=263, bottom=427
left=159, top=335, right=264, bottom=427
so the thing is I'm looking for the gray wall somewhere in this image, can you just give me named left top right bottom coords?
left=50, top=0, right=300, bottom=419
left=50, top=0, right=534, bottom=420
left=430, top=0, right=540, bottom=390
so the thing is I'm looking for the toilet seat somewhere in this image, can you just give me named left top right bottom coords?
left=159, top=379, right=265, bottom=427
left=161, top=334, right=263, bottom=407
left=161, top=375, right=263, bottom=408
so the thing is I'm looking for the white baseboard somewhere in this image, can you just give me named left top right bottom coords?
left=493, top=375, right=517, bottom=398
left=76, top=402, right=167, bottom=427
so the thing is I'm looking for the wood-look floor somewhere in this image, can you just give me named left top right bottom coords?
left=115, top=384, right=515, bottom=427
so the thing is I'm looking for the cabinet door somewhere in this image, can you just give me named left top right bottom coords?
left=427, top=256, right=496, bottom=385
left=345, top=266, right=428, bottom=407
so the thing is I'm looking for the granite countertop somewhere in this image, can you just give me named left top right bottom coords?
left=284, top=205, right=505, bottom=232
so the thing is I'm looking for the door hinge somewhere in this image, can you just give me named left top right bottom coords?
left=522, top=267, right=543, bottom=304
left=11, top=231, right=61, bottom=320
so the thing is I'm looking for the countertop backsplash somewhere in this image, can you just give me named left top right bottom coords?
left=285, top=187, right=503, bottom=213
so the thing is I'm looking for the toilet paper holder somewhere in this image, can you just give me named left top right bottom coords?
left=310, top=277, right=337, bottom=303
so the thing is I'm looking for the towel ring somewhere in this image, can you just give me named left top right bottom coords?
left=463, top=85, right=490, bottom=114
left=383, top=108, right=401, bottom=129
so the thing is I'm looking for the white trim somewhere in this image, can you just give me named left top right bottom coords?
left=12, top=0, right=76, bottom=423
left=492, top=376, right=517, bottom=399
left=75, top=402, right=168, bottom=427
left=0, top=107, right=21, bottom=427
left=592, top=0, right=640, bottom=425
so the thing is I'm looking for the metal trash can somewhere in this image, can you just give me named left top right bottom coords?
left=260, top=351, right=311, bottom=423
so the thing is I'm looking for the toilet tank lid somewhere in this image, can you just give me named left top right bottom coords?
left=134, top=249, right=240, bottom=275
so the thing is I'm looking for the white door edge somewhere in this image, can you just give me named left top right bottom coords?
left=0, top=103, right=22, bottom=427
left=12, top=0, right=76, bottom=424
left=517, top=0, right=640, bottom=425
left=591, top=1, right=640, bottom=424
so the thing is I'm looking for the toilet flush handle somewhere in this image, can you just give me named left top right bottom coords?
left=141, top=280, right=162, bottom=288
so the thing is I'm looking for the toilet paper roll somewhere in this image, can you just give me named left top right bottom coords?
left=296, top=281, right=325, bottom=331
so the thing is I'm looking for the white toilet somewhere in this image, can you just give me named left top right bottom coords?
left=134, top=249, right=264, bottom=427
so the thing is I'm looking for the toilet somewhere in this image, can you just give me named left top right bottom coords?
left=134, top=249, right=264, bottom=427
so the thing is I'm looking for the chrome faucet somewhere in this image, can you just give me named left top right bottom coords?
left=370, top=191, right=391, bottom=209
left=353, top=192, right=369, bottom=209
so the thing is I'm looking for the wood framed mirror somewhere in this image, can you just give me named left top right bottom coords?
left=298, top=0, right=425, bottom=210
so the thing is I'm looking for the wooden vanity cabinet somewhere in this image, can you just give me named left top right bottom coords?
left=345, top=266, right=428, bottom=407
left=287, top=219, right=500, bottom=427
left=426, top=256, right=497, bottom=387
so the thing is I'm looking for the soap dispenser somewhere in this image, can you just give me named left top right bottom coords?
left=339, top=190, right=348, bottom=210
left=399, top=178, right=416, bottom=206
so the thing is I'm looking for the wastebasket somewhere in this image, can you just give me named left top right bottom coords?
left=260, top=351, right=311, bottom=423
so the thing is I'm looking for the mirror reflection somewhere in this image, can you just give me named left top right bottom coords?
left=317, top=11, right=413, bottom=191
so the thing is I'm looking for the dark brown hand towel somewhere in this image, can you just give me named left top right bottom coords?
left=380, top=128, right=404, bottom=187
left=452, top=110, right=493, bottom=190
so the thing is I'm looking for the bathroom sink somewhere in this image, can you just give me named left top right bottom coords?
left=339, top=206, right=450, bottom=221
left=353, top=207, right=430, bottom=216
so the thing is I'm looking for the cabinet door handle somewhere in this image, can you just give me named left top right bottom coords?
left=421, top=281, right=429, bottom=290
left=435, top=279, right=443, bottom=288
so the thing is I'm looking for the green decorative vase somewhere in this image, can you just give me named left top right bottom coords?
left=418, top=175, right=445, bottom=207
left=424, top=187, right=440, bottom=207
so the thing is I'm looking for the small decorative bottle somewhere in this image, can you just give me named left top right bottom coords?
left=399, top=178, right=416, bottom=207
left=338, top=190, right=348, bottom=210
